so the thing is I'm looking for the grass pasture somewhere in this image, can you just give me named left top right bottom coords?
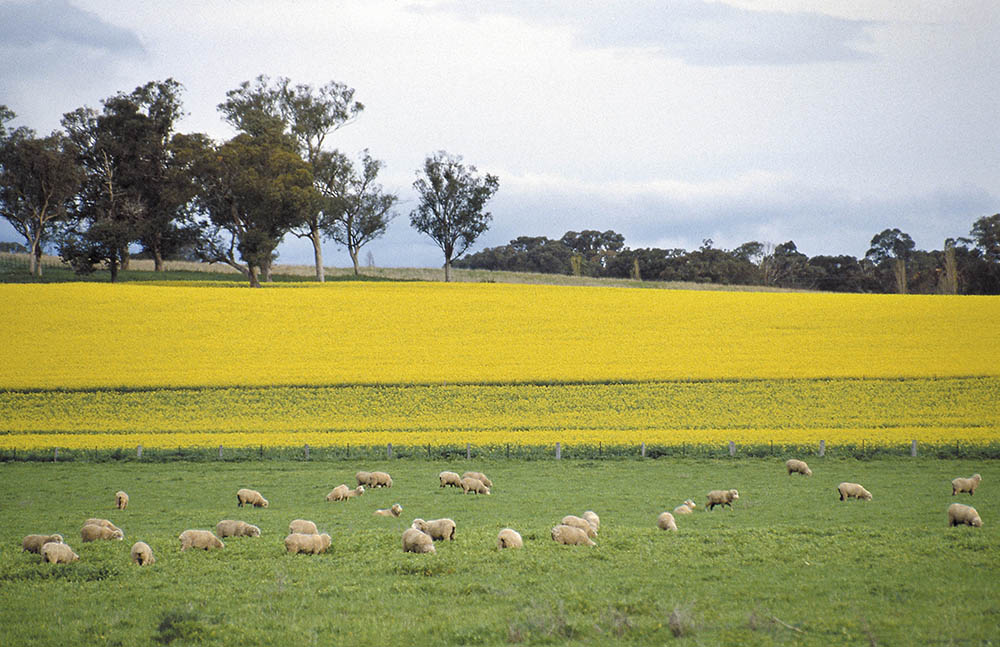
left=1, top=458, right=998, bottom=646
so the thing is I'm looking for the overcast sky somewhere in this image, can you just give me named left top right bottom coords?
left=1, top=0, right=998, bottom=268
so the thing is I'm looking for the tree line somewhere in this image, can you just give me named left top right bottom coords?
left=0, top=77, right=498, bottom=285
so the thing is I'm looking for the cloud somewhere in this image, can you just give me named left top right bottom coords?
left=0, top=0, right=144, bottom=52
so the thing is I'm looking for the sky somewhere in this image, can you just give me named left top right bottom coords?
left=1, top=0, right=998, bottom=268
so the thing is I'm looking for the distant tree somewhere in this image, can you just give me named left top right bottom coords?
left=970, top=214, right=1000, bottom=264
left=865, top=228, right=915, bottom=293
left=807, top=255, right=868, bottom=292
left=410, top=151, right=499, bottom=282
left=559, top=230, right=625, bottom=276
left=0, top=241, right=28, bottom=253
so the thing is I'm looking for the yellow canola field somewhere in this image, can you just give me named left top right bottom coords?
left=1, top=282, right=998, bottom=389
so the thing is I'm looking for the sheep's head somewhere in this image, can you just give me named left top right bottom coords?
left=411, top=518, right=427, bottom=531
left=260, top=499, right=269, bottom=508
left=729, top=490, right=740, bottom=500
left=972, top=474, right=982, bottom=483
left=684, top=500, right=696, bottom=508
left=391, top=504, right=403, bottom=516
left=112, top=529, right=125, bottom=540
left=862, top=491, right=873, bottom=501
left=248, top=525, right=261, bottom=537
left=356, top=486, right=365, bottom=495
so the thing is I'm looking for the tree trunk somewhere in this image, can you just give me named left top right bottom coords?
left=894, top=258, right=907, bottom=294
left=944, top=244, right=958, bottom=294
left=109, top=259, right=119, bottom=283
left=349, top=246, right=360, bottom=276
left=444, top=258, right=451, bottom=282
left=311, top=228, right=325, bottom=282
left=261, top=261, right=272, bottom=283
left=120, top=247, right=129, bottom=271
left=153, top=248, right=164, bottom=272
left=29, top=237, right=39, bottom=276
left=248, top=264, right=261, bottom=288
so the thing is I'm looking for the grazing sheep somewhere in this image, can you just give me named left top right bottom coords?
left=837, top=482, right=873, bottom=501
left=706, top=489, right=740, bottom=511
left=785, top=459, right=813, bottom=476
left=551, top=524, right=596, bottom=546
left=371, top=471, right=393, bottom=488
left=439, top=471, right=462, bottom=488
left=402, top=528, right=435, bottom=554
left=326, top=484, right=365, bottom=501
left=581, top=510, right=600, bottom=532
left=288, top=519, right=318, bottom=535
left=952, top=474, right=982, bottom=496
left=497, top=528, right=523, bottom=549
left=948, top=503, right=983, bottom=528
left=178, top=529, right=225, bottom=551
left=374, top=503, right=403, bottom=517
left=356, top=471, right=374, bottom=487
left=657, top=511, right=678, bottom=531
left=460, top=477, right=491, bottom=495
left=236, top=488, right=268, bottom=508
left=674, top=500, right=697, bottom=515
left=284, top=532, right=332, bottom=555
left=561, top=515, right=598, bottom=538
left=130, top=541, right=155, bottom=565
left=41, top=542, right=79, bottom=564
left=22, top=534, right=63, bottom=554
left=215, top=520, right=261, bottom=538
left=81, top=523, right=124, bottom=542
left=462, top=471, right=493, bottom=489
left=411, top=518, right=456, bottom=541
left=84, top=518, right=121, bottom=532
left=115, top=490, right=129, bottom=510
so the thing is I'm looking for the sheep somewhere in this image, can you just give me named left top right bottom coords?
left=462, top=471, right=493, bottom=489
left=178, top=529, right=225, bottom=551
left=952, top=473, right=982, bottom=496
left=236, top=488, right=268, bottom=508
left=673, top=500, right=697, bottom=515
left=326, top=484, right=365, bottom=501
left=948, top=503, right=983, bottom=528
left=84, top=518, right=121, bottom=532
left=497, top=528, right=523, bottom=549
left=130, top=541, right=155, bottom=566
left=288, top=519, right=318, bottom=535
left=22, top=534, right=63, bottom=554
left=411, top=518, right=456, bottom=541
left=439, top=471, right=462, bottom=488
left=215, top=520, right=261, bottom=538
left=561, top=515, right=598, bottom=538
left=371, top=471, right=393, bottom=488
left=551, top=524, right=596, bottom=546
left=356, top=471, right=374, bottom=487
left=81, top=523, right=124, bottom=542
left=115, top=490, right=129, bottom=510
left=581, top=510, right=600, bottom=532
left=837, top=482, right=873, bottom=501
left=41, top=542, right=79, bottom=564
left=785, top=459, right=813, bottom=476
left=657, top=511, right=678, bottom=531
left=374, top=503, right=403, bottom=517
left=706, top=489, right=740, bottom=511
left=460, top=477, right=491, bottom=495
left=402, top=528, right=435, bottom=554
left=284, top=532, right=331, bottom=555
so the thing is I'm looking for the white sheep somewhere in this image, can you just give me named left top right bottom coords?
left=356, top=471, right=374, bottom=487
left=371, top=471, right=393, bottom=488
left=288, top=519, right=318, bottom=535
left=130, top=541, right=155, bottom=565
left=411, top=518, right=456, bottom=541
left=374, top=504, right=403, bottom=517
left=948, top=503, right=983, bottom=527
left=179, top=529, right=224, bottom=551
left=215, top=520, right=261, bottom=538
left=706, top=489, right=740, bottom=510
left=952, top=474, right=982, bottom=496
left=657, top=511, right=678, bottom=531
left=561, top=515, right=597, bottom=538
left=402, top=528, right=435, bottom=554
left=236, top=488, right=268, bottom=508
left=551, top=524, right=596, bottom=546
left=439, top=471, right=462, bottom=488
left=81, top=523, right=124, bottom=542
left=284, top=532, right=331, bottom=554
left=460, top=477, right=491, bottom=495
left=22, top=534, right=63, bottom=554
left=326, top=484, right=365, bottom=501
left=673, top=500, right=697, bottom=515
left=497, top=528, right=523, bottom=549
left=837, top=482, right=872, bottom=501
left=115, top=490, right=129, bottom=510
left=581, top=510, right=600, bottom=532
left=41, top=542, right=79, bottom=564
left=84, top=518, right=121, bottom=532
left=462, top=471, right=493, bottom=489
left=785, top=459, right=813, bottom=476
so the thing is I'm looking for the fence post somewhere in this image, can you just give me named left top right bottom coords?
left=304, top=444, right=310, bottom=460
left=219, top=445, right=224, bottom=460
left=555, top=442, right=562, bottom=460
left=819, top=440, right=825, bottom=457
left=641, top=442, right=646, bottom=458
left=137, top=445, right=143, bottom=459
left=466, top=443, right=471, bottom=460
left=54, top=447, right=58, bottom=462
left=506, top=443, right=510, bottom=459
left=911, top=439, right=917, bottom=457
left=728, top=441, right=736, bottom=457
left=387, top=443, right=393, bottom=459
left=427, top=444, right=431, bottom=458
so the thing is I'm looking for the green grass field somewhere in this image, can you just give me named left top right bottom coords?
left=1, top=458, right=996, bottom=646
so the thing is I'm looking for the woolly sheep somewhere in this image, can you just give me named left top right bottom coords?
left=288, top=519, right=318, bottom=535
left=81, top=523, right=124, bottom=542
left=84, top=518, right=121, bottom=532
left=371, top=471, right=393, bottom=488
left=22, top=534, right=63, bottom=554
left=402, top=528, right=435, bottom=554
left=948, top=503, right=983, bottom=528
left=356, top=471, right=374, bottom=487
left=411, top=518, right=456, bottom=541
left=374, top=504, right=403, bottom=517
left=130, top=541, right=155, bottom=565
left=179, top=529, right=225, bottom=551
left=215, top=520, right=261, bottom=538
left=439, top=471, right=462, bottom=488
left=236, top=488, right=268, bottom=508
left=657, top=511, right=678, bottom=531
left=706, top=489, right=740, bottom=510
left=460, top=477, right=491, bottom=495
left=284, top=532, right=331, bottom=555
left=462, top=471, right=493, bottom=489
left=952, top=474, right=982, bottom=496
left=41, top=542, right=79, bottom=564
left=673, top=500, right=697, bottom=515
left=497, top=528, right=523, bottom=549
left=326, top=484, right=364, bottom=501
left=785, top=459, right=813, bottom=476
left=561, top=515, right=598, bottom=538
left=115, top=490, right=129, bottom=510
left=581, top=510, right=600, bottom=532
left=837, top=482, right=872, bottom=501
left=551, top=524, right=596, bottom=546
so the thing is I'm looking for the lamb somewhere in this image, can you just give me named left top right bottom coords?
left=706, top=489, right=740, bottom=510
left=948, top=503, right=983, bottom=527
left=215, top=520, right=261, bottom=538
left=411, top=518, right=456, bottom=541
left=439, top=471, right=462, bottom=488
left=236, top=488, right=268, bottom=508
left=497, top=528, right=523, bottom=549
left=115, top=490, right=129, bottom=510
left=288, top=519, right=318, bottom=535
left=130, top=541, right=155, bottom=565
left=460, top=477, right=491, bottom=495
left=371, top=471, right=393, bottom=488
left=284, top=532, right=332, bottom=555
left=673, top=500, right=697, bottom=515
left=561, top=515, right=598, bottom=538
left=41, top=542, right=79, bottom=564
left=402, top=528, right=436, bottom=554
left=81, top=523, right=124, bottom=542
left=581, top=510, right=600, bottom=532
left=785, top=459, right=813, bottom=476
left=179, top=529, right=225, bottom=551
left=462, top=471, right=493, bottom=489
left=374, top=504, right=403, bottom=517
left=657, top=511, right=678, bottom=531
left=837, top=482, right=872, bottom=501
left=952, top=474, right=982, bottom=496
left=326, top=484, right=364, bottom=501
left=22, top=534, right=63, bottom=554
left=84, top=518, right=121, bottom=532
left=356, top=471, right=374, bottom=487
left=551, top=524, right=596, bottom=546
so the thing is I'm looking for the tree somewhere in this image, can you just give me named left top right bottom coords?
left=970, top=214, right=1000, bottom=264
left=865, top=228, right=915, bottom=293
left=559, top=230, right=625, bottom=276
left=410, top=151, right=499, bottom=282
left=315, top=149, right=398, bottom=275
